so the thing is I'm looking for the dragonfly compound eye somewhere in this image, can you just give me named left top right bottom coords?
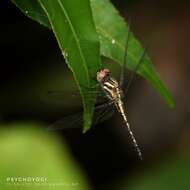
left=96, top=68, right=110, bottom=82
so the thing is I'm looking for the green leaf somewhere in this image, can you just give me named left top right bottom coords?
left=37, top=0, right=100, bottom=132
left=11, top=0, right=101, bottom=132
left=0, top=123, right=89, bottom=190
left=10, top=0, right=174, bottom=108
left=10, top=0, right=50, bottom=27
left=91, top=0, right=174, bottom=108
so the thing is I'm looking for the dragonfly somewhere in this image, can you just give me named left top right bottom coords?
left=46, top=22, right=146, bottom=160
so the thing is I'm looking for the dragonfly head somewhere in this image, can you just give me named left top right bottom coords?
left=96, top=68, right=110, bottom=82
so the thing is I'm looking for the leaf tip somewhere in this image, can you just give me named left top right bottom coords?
left=82, top=118, right=92, bottom=133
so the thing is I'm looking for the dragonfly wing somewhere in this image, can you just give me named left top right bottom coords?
left=47, top=112, right=83, bottom=131
left=93, top=102, right=115, bottom=125
left=47, top=101, right=115, bottom=131
left=41, top=89, right=108, bottom=105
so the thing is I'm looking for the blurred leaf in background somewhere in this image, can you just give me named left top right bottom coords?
left=0, top=123, right=89, bottom=190
left=116, top=153, right=190, bottom=190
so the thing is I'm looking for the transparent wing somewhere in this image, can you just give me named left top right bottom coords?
left=47, top=89, right=104, bottom=98
left=47, top=112, right=83, bottom=131
left=47, top=101, right=115, bottom=131
left=92, top=101, right=115, bottom=125
left=41, top=88, right=108, bottom=106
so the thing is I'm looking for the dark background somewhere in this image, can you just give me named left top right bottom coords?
left=0, top=0, right=190, bottom=189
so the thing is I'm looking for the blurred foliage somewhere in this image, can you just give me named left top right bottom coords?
left=0, top=123, right=89, bottom=190
left=116, top=153, right=190, bottom=190
left=0, top=123, right=189, bottom=190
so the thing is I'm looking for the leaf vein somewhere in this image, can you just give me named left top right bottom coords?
left=57, top=0, right=90, bottom=84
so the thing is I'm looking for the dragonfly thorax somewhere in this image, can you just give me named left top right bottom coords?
left=96, top=68, right=120, bottom=102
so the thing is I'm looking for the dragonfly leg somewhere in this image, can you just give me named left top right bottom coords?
left=123, top=46, right=147, bottom=94
left=93, top=101, right=115, bottom=125
left=95, top=100, right=114, bottom=110
left=80, top=83, right=99, bottom=90
left=119, top=19, right=131, bottom=87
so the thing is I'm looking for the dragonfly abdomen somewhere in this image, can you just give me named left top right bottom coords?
left=97, top=68, right=143, bottom=160
left=118, top=102, right=143, bottom=160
